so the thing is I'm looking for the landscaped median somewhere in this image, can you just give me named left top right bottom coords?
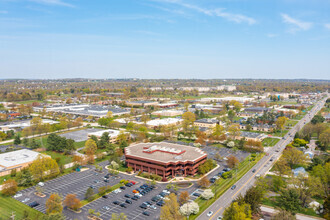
left=189, top=153, right=264, bottom=220
left=80, top=182, right=124, bottom=207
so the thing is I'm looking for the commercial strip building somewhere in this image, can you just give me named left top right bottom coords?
left=126, top=101, right=159, bottom=107
left=33, top=104, right=129, bottom=118
left=87, top=129, right=122, bottom=144
left=125, top=142, right=207, bottom=181
left=0, top=149, right=49, bottom=176
left=153, top=109, right=183, bottom=117
left=146, top=118, right=183, bottom=129
left=0, top=119, right=58, bottom=132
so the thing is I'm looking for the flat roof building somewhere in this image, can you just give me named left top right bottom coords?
left=153, top=110, right=183, bottom=117
left=146, top=118, right=182, bottom=129
left=88, top=129, right=122, bottom=144
left=0, top=149, right=49, bottom=176
left=125, top=142, right=207, bottom=181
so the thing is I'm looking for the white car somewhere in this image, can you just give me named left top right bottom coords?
left=13, top=193, right=22, bottom=198
left=103, top=206, right=110, bottom=210
left=38, top=182, right=44, bottom=187
left=207, top=211, right=213, bottom=217
left=114, top=189, right=122, bottom=194
left=22, top=198, right=30, bottom=203
left=162, top=190, right=170, bottom=194
left=150, top=205, right=157, bottom=210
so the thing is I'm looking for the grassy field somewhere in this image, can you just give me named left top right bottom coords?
left=285, top=119, right=298, bottom=128
left=262, top=138, right=280, bottom=147
left=190, top=153, right=264, bottom=219
left=42, top=151, right=73, bottom=165
left=0, top=194, right=44, bottom=220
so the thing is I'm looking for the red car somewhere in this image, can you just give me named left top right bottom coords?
left=130, top=181, right=136, bottom=185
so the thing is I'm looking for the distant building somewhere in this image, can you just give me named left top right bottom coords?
left=146, top=118, right=182, bottom=129
left=194, top=118, right=220, bottom=128
left=33, top=104, right=129, bottom=118
left=126, top=101, right=159, bottom=107
left=87, top=129, right=122, bottom=144
left=125, top=142, right=207, bottom=180
left=236, top=131, right=266, bottom=142
left=153, top=110, right=183, bottom=117
left=244, top=107, right=269, bottom=114
left=0, top=149, right=49, bottom=177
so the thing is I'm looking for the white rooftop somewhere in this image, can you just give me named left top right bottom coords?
left=88, top=129, right=120, bottom=138
left=0, top=149, right=46, bottom=168
left=147, top=118, right=182, bottom=126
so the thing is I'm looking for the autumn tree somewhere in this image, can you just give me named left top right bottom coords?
left=182, top=111, right=196, bottom=134
left=211, top=124, right=226, bottom=141
left=228, top=124, right=241, bottom=139
left=1, top=179, right=18, bottom=196
left=198, top=176, right=210, bottom=188
left=29, top=155, right=60, bottom=181
left=85, top=139, right=97, bottom=155
left=64, top=194, right=81, bottom=211
left=160, top=193, right=182, bottom=220
left=243, top=140, right=263, bottom=152
left=46, top=193, right=63, bottom=214
left=273, top=158, right=290, bottom=177
left=275, top=116, right=287, bottom=131
left=179, top=191, right=190, bottom=205
left=227, top=155, right=240, bottom=168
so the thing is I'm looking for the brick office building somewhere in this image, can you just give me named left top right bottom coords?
left=125, top=142, right=207, bottom=181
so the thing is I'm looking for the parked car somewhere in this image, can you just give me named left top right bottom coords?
left=252, top=169, right=256, bottom=173
left=38, top=182, right=44, bottom=187
left=231, top=185, right=236, bottom=190
left=22, top=198, right=30, bottom=203
left=192, top=192, right=201, bottom=197
left=142, top=211, right=150, bottom=216
left=125, top=199, right=132, bottom=204
left=120, top=203, right=127, bottom=208
left=120, top=186, right=126, bottom=190
left=124, top=194, right=131, bottom=198
left=28, top=201, right=40, bottom=208
left=102, top=195, right=108, bottom=199
left=103, top=206, right=110, bottom=210
left=13, top=193, right=22, bottom=198
left=140, top=204, right=148, bottom=209
left=113, top=201, right=120, bottom=205
left=150, top=205, right=157, bottom=210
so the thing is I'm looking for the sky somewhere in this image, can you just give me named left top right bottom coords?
left=0, top=0, right=330, bottom=79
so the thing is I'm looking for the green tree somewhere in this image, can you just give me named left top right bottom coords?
left=111, top=213, right=127, bottom=220
left=311, top=115, right=325, bottom=124
left=278, top=189, right=301, bottom=214
left=85, top=187, right=94, bottom=201
left=14, top=134, right=21, bottom=145
left=223, top=202, right=252, bottom=220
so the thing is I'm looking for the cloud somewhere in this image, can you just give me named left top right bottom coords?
left=29, top=0, right=74, bottom=7
left=325, top=23, right=330, bottom=30
left=281, top=13, right=312, bottom=32
left=151, top=0, right=256, bottom=25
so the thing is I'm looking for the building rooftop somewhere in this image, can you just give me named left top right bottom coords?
left=244, top=107, right=269, bottom=112
left=195, top=118, right=219, bottom=124
left=88, top=129, right=120, bottom=138
left=147, top=118, right=182, bottom=126
left=240, top=131, right=265, bottom=139
left=125, top=142, right=207, bottom=164
left=0, top=149, right=47, bottom=168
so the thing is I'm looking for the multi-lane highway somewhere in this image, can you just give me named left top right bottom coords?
left=197, top=95, right=328, bottom=220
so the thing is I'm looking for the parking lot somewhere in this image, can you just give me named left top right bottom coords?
left=202, top=145, right=250, bottom=162
left=59, top=128, right=103, bottom=142
left=13, top=161, right=111, bottom=216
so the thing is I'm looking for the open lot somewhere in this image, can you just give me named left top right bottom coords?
left=59, top=128, right=103, bottom=142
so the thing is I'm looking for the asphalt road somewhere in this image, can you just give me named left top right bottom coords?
left=197, top=95, right=328, bottom=220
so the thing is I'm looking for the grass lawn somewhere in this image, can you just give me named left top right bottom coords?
left=261, top=196, right=320, bottom=218
left=0, top=194, right=44, bottom=219
left=190, top=153, right=264, bottom=219
left=285, top=120, right=298, bottom=128
left=262, top=138, right=280, bottom=147
left=42, top=151, right=73, bottom=165
left=74, top=140, right=86, bottom=149
left=272, top=129, right=289, bottom=137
